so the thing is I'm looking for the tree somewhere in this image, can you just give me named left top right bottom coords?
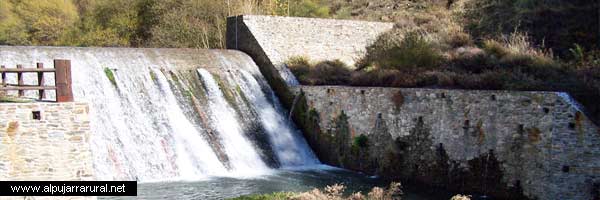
left=0, top=0, right=78, bottom=45
left=290, top=0, right=330, bottom=18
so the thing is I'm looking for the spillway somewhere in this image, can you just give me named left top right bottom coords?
left=0, top=46, right=319, bottom=181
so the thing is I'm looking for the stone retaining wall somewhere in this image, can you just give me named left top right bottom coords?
left=0, top=102, right=95, bottom=199
left=292, top=86, right=600, bottom=200
left=227, top=14, right=600, bottom=199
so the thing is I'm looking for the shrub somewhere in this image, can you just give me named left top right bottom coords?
left=290, top=182, right=402, bottom=200
left=363, top=31, right=444, bottom=72
left=287, top=58, right=351, bottom=85
left=287, top=56, right=312, bottom=83
left=463, top=0, right=598, bottom=57
left=444, top=30, right=473, bottom=48
left=353, top=134, right=368, bottom=148
left=483, top=40, right=510, bottom=59
left=0, top=0, right=79, bottom=46
left=290, top=0, right=331, bottom=18
left=450, top=195, right=471, bottom=200
left=311, top=60, right=351, bottom=85
left=449, top=48, right=495, bottom=73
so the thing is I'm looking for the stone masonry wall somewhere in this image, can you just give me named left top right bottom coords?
left=227, top=14, right=600, bottom=199
left=227, top=15, right=393, bottom=87
left=0, top=102, right=94, bottom=184
left=292, top=86, right=600, bottom=200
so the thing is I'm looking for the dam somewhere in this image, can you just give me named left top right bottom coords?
left=0, top=15, right=598, bottom=200
left=0, top=46, right=320, bottom=181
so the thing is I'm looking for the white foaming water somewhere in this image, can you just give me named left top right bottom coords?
left=0, top=47, right=231, bottom=181
left=196, top=68, right=271, bottom=176
left=0, top=46, right=320, bottom=182
left=215, top=54, right=320, bottom=166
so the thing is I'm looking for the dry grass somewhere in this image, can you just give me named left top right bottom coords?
left=291, top=182, right=402, bottom=200
left=450, top=195, right=471, bottom=200
left=287, top=57, right=352, bottom=85
left=284, top=0, right=600, bottom=125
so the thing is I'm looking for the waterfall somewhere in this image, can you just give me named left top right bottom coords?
left=215, top=54, right=319, bottom=167
left=196, top=68, right=270, bottom=176
left=0, top=46, right=320, bottom=182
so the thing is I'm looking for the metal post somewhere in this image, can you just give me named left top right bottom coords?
left=54, top=59, right=73, bottom=102
left=37, top=63, right=45, bottom=100
left=17, top=64, right=23, bottom=97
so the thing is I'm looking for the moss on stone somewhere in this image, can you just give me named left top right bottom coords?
left=184, top=90, right=193, bottom=99
left=169, top=71, right=179, bottom=82
left=149, top=70, right=158, bottom=82
left=235, top=85, right=251, bottom=107
left=103, top=67, right=117, bottom=87
left=212, top=74, right=239, bottom=111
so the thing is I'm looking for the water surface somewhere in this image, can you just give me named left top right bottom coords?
left=102, top=167, right=453, bottom=200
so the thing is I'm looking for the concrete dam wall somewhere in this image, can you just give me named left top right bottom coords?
left=227, top=15, right=600, bottom=199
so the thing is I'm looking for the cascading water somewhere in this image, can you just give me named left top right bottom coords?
left=196, top=68, right=270, bottom=176
left=1, top=47, right=230, bottom=181
left=0, top=46, right=319, bottom=182
left=214, top=54, right=319, bottom=166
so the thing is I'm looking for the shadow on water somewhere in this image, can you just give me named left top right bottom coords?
left=101, top=167, right=454, bottom=200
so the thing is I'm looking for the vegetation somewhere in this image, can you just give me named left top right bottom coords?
left=463, top=0, right=598, bottom=57
left=450, top=195, right=471, bottom=200
left=288, top=57, right=351, bottom=85
left=2, top=0, right=598, bottom=120
left=0, top=0, right=332, bottom=48
left=103, top=67, right=116, bottom=86
left=353, top=134, right=369, bottom=148
left=230, top=182, right=403, bottom=200
left=285, top=0, right=600, bottom=124
left=230, top=192, right=296, bottom=200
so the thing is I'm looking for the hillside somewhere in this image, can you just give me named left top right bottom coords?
left=287, top=0, right=600, bottom=124
left=1, top=0, right=599, bottom=122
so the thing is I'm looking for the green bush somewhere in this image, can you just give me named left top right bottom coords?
left=0, top=0, right=79, bottom=46
left=353, top=134, right=368, bottom=148
left=290, top=0, right=330, bottom=18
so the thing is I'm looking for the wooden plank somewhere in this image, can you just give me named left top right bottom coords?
left=5, top=83, right=49, bottom=87
left=0, top=86, right=57, bottom=90
left=55, top=59, right=73, bottom=102
left=17, top=65, right=23, bottom=96
left=1, top=65, right=5, bottom=86
left=0, top=68, right=56, bottom=73
left=37, top=63, right=45, bottom=100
